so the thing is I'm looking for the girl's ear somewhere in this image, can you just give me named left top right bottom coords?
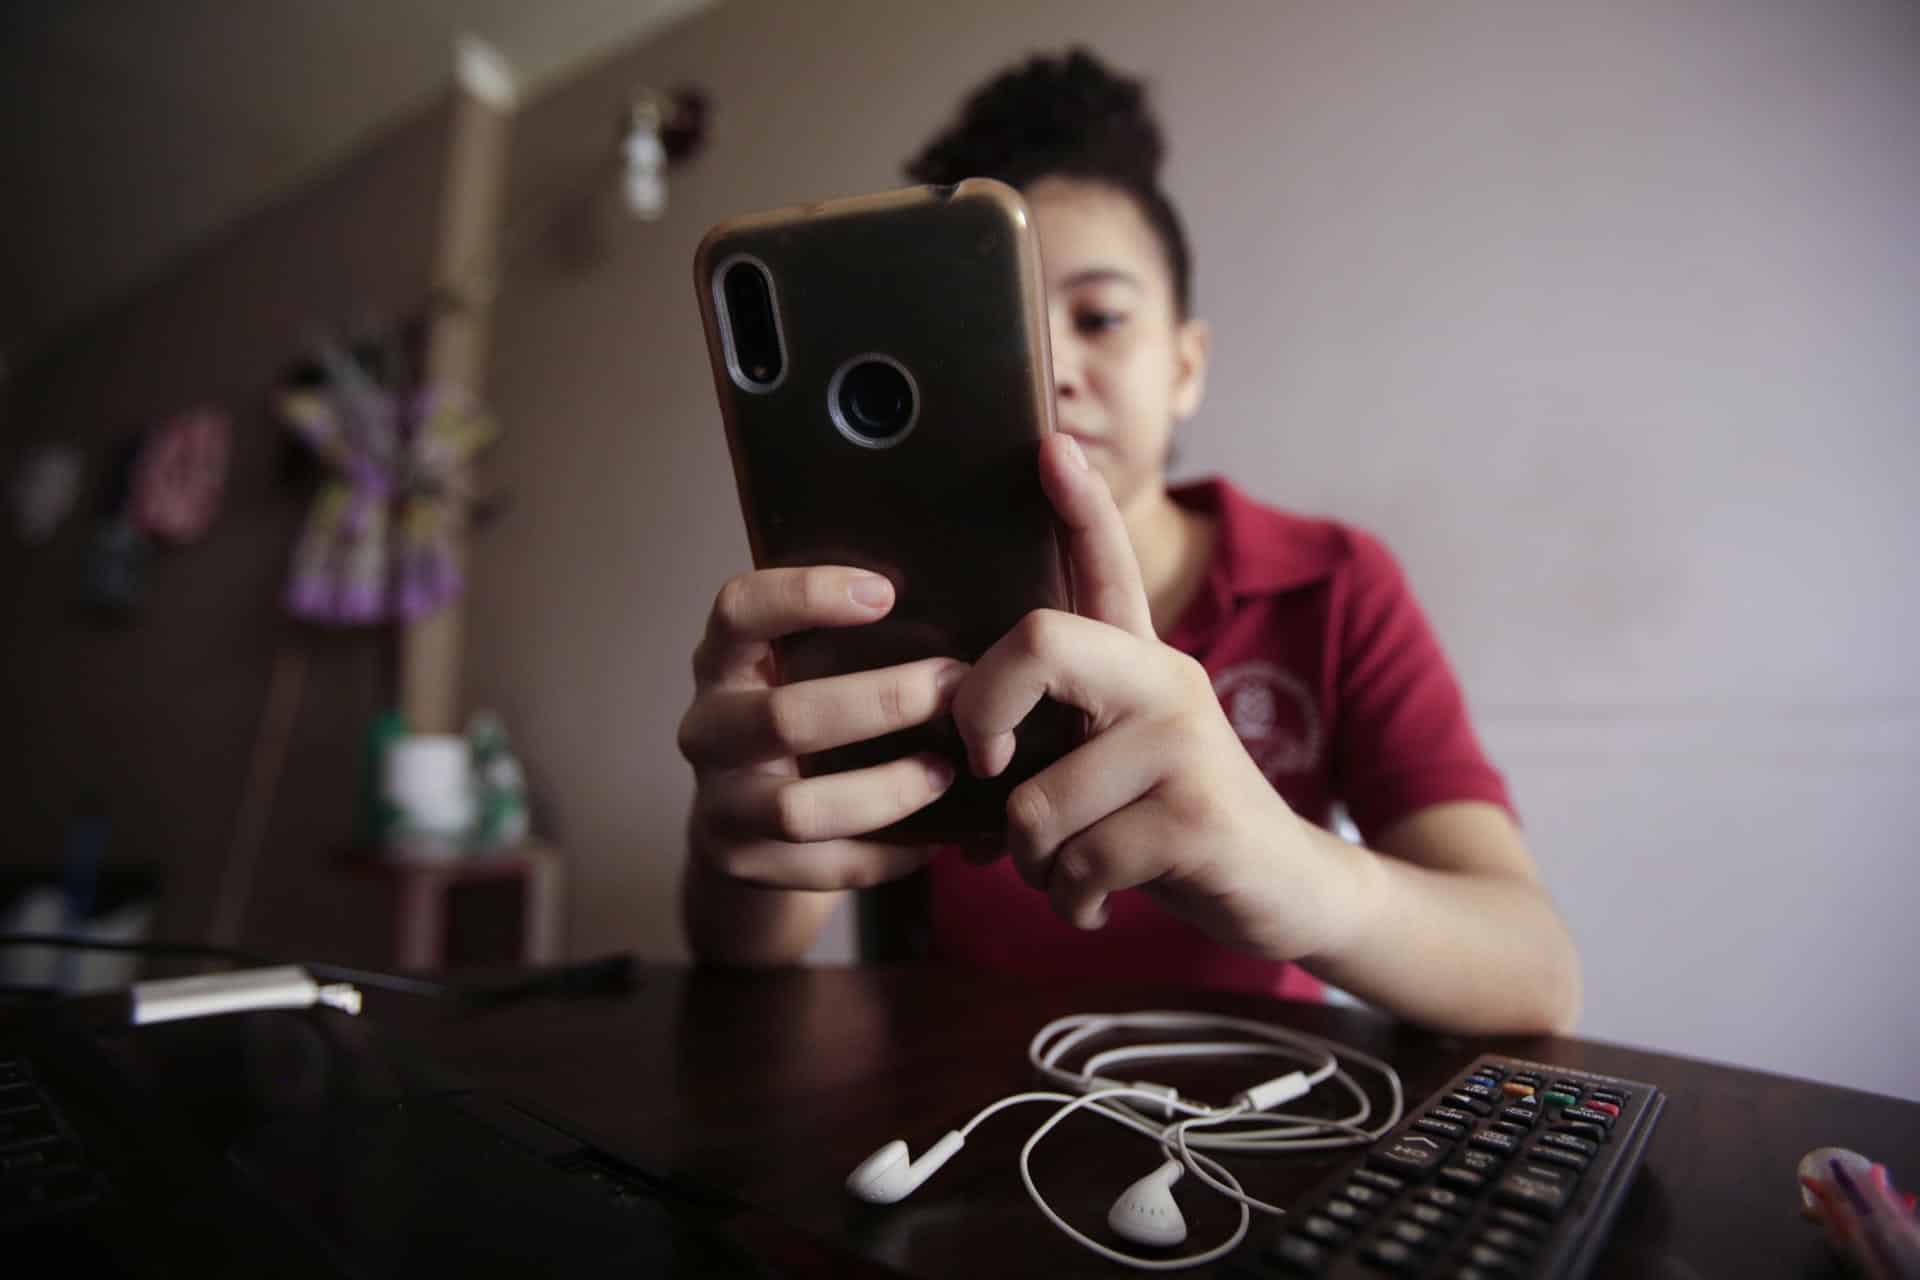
left=1170, top=317, right=1211, bottom=422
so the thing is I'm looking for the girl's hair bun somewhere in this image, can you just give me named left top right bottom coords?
left=907, top=48, right=1164, bottom=191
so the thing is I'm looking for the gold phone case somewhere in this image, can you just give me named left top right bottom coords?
left=694, top=180, right=1081, bottom=842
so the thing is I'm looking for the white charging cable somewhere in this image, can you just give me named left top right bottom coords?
left=847, top=1010, right=1404, bottom=1271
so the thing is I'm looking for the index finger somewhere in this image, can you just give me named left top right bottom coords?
left=694, top=566, right=895, bottom=687
left=1040, top=434, right=1155, bottom=640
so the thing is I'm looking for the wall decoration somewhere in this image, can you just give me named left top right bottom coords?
left=131, top=405, right=230, bottom=544
left=7, top=443, right=84, bottom=545
left=278, top=339, right=496, bottom=626
left=77, top=436, right=151, bottom=618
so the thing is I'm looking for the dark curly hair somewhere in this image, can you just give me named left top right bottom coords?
left=906, top=48, right=1194, bottom=318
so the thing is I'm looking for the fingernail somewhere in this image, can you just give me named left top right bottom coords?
left=1082, top=899, right=1110, bottom=930
left=987, top=731, right=1016, bottom=778
left=1059, top=434, right=1088, bottom=471
left=925, top=756, right=955, bottom=791
left=935, top=661, right=969, bottom=697
left=849, top=574, right=893, bottom=609
left=966, top=742, right=991, bottom=779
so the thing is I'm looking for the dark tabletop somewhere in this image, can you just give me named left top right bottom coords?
left=366, top=964, right=1916, bottom=1278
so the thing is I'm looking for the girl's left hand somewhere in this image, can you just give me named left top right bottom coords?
left=951, top=433, right=1370, bottom=962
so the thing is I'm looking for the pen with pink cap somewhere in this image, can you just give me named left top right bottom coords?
left=1798, top=1147, right=1920, bottom=1280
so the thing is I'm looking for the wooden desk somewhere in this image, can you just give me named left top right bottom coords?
left=369, top=965, right=1916, bottom=1277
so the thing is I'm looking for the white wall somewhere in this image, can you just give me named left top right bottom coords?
left=1169, top=3, right=1920, bottom=1100
left=465, top=0, right=1920, bottom=1101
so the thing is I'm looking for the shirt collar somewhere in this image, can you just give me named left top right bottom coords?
left=1169, top=476, right=1344, bottom=598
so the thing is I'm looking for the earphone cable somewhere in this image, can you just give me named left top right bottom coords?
left=1019, top=1088, right=1253, bottom=1271
left=860, top=1010, right=1408, bottom=1271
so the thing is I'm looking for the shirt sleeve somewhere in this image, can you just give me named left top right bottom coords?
left=1329, top=530, right=1514, bottom=841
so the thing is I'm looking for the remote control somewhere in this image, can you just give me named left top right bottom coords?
left=1235, top=1054, right=1664, bottom=1278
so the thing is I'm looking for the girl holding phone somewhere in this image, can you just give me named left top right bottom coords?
left=676, top=49, right=1580, bottom=1035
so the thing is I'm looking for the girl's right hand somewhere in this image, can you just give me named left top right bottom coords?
left=676, top=566, right=968, bottom=890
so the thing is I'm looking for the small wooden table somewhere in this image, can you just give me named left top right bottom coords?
left=362, top=842, right=565, bottom=970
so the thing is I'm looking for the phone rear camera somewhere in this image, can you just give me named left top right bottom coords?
left=719, top=259, right=784, bottom=390
left=829, top=356, right=919, bottom=449
left=843, top=363, right=912, bottom=432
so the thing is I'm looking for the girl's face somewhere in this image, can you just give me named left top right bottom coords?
left=1027, top=176, right=1210, bottom=519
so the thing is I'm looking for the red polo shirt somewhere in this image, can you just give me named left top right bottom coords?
left=927, top=477, right=1512, bottom=1001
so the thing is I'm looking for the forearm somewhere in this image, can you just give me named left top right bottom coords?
left=1297, top=826, right=1583, bottom=1036
left=681, top=851, right=844, bottom=967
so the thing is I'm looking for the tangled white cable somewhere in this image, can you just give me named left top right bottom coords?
left=845, top=1010, right=1405, bottom=1271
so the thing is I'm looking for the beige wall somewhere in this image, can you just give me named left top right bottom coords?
left=463, top=0, right=1919, bottom=1098
left=0, top=0, right=711, bottom=363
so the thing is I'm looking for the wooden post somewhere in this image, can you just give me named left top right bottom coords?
left=402, top=35, right=516, bottom=733
left=208, top=645, right=309, bottom=946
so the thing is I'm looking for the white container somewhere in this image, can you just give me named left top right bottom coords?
left=384, top=734, right=474, bottom=860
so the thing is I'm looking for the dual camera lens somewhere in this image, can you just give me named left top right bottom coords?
left=717, top=258, right=918, bottom=448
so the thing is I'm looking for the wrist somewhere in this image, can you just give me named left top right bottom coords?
left=683, top=854, right=827, bottom=966
left=1296, top=818, right=1387, bottom=965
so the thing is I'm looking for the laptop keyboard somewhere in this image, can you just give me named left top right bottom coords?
left=1, top=1055, right=106, bottom=1229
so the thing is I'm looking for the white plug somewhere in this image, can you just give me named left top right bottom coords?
left=130, top=966, right=361, bottom=1025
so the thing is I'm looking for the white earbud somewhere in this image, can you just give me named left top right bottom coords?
left=1107, top=1158, right=1188, bottom=1247
left=846, top=1130, right=966, bottom=1204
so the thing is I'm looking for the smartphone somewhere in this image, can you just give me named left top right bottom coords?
left=693, top=179, right=1080, bottom=842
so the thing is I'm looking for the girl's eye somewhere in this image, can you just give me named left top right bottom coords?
left=1075, top=310, right=1127, bottom=336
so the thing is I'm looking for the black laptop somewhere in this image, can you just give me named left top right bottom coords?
left=2, top=1004, right=897, bottom=1277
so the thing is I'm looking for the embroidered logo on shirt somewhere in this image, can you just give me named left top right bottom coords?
left=1213, top=662, right=1322, bottom=778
